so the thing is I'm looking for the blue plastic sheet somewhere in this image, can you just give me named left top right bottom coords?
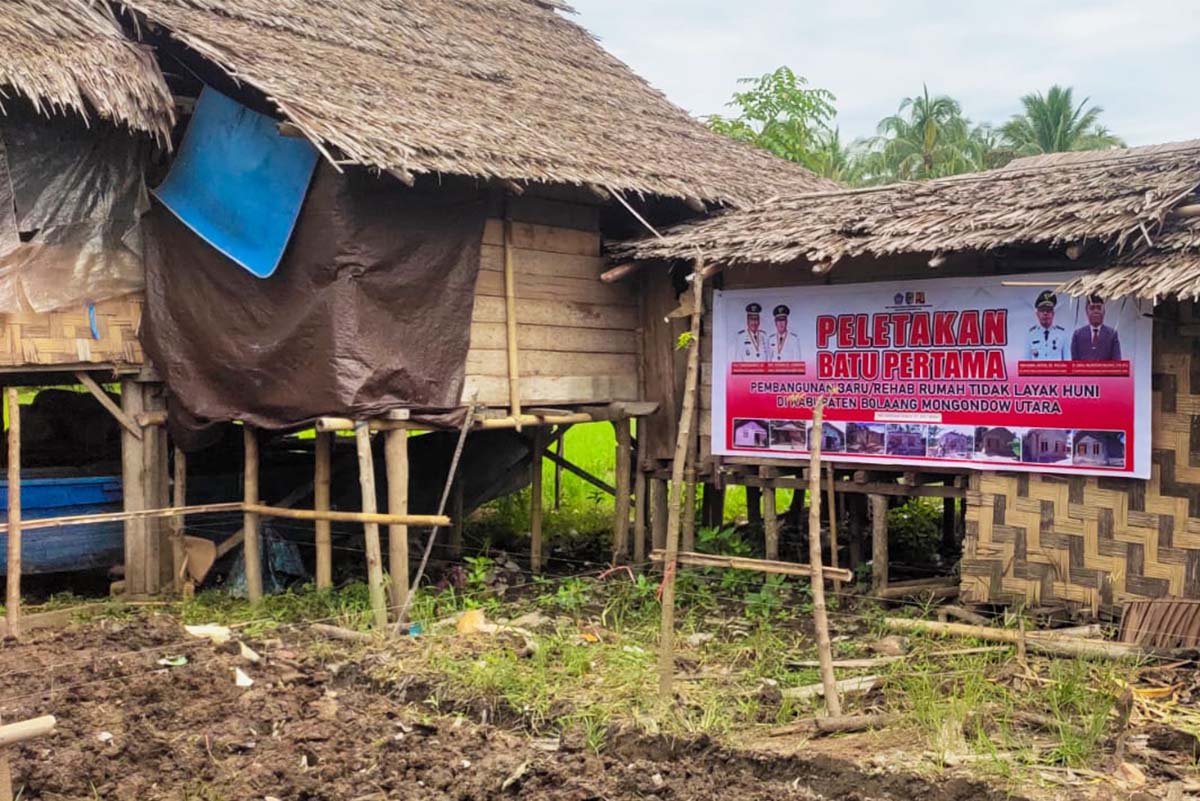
left=153, top=88, right=318, bottom=278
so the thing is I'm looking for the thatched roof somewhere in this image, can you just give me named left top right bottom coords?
left=0, top=1, right=173, bottom=139
left=123, top=0, right=830, bottom=206
left=614, top=139, right=1200, bottom=299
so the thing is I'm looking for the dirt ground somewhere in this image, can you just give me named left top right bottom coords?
left=0, top=614, right=1026, bottom=801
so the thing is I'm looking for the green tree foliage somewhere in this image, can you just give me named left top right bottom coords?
left=1000, top=85, right=1125, bottom=155
left=705, top=66, right=845, bottom=179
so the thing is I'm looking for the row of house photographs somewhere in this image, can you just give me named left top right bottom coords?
left=731, top=419, right=1126, bottom=468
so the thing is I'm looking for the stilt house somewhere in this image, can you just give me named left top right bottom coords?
left=615, top=140, right=1200, bottom=613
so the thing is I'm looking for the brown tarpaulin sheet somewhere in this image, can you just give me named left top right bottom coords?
left=142, top=164, right=487, bottom=441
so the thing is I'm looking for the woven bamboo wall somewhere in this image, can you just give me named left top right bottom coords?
left=0, top=294, right=144, bottom=368
left=962, top=300, right=1200, bottom=610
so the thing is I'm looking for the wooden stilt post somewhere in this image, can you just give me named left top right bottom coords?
left=120, top=379, right=148, bottom=595
left=871, top=494, right=888, bottom=594
left=808, top=403, right=841, bottom=716
left=384, top=426, right=410, bottom=617
left=242, top=426, right=263, bottom=603
left=746, top=485, right=763, bottom=526
left=354, top=424, right=388, bottom=629
left=942, top=496, right=957, bottom=557
left=681, top=444, right=697, bottom=553
left=313, top=431, right=333, bottom=590
left=553, top=437, right=564, bottom=510
left=613, top=418, right=632, bottom=559
left=5, top=389, right=19, bottom=638
left=659, top=264, right=704, bottom=698
left=826, top=465, right=841, bottom=595
left=171, top=446, right=188, bottom=594
left=761, top=466, right=779, bottom=560
left=450, top=480, right=465, bottom=559
left=633, top=467, right=647, bottom=566
left=847, top=494, right=865, bottom=570
left=650, top=477, right=667, bottom=553
left=530, top=427, right=546, bottom=573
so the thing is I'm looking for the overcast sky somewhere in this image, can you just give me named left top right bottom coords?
left=569, top=0, right=1199, bottom=147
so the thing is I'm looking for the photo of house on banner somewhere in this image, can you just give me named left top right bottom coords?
left=768, top=420, right=807, bottom=451
left=885, top=424, right=928, bottom=457
left=1022, top=429, right=1072, bottom=465
left=807, top=421, right=846, bottom=453
left=974, top=426, right=1022, bottom=462
left=846, top=422, right=887, bottom=454
left=1072, top=430, right=1126, bottom=468
left=927, top=425, right=975, bottom=459
left=732, top=419, right=770, bottom=449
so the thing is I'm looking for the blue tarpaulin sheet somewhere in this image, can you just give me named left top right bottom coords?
left=153, top=88, right=319, bottom=278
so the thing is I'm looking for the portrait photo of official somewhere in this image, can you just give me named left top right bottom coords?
left=1070, top=294, right=1122, bottom=361
left=767, top=304, right=802, bottom=362
left=730, top=302, right=768, bottom=362
left=1023, top=291, right=1067, bottom=360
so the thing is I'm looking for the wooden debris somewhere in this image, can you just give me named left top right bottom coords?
left=311, top=623, right=375, bottom=644
left=782, top=674, right=879, bottom=702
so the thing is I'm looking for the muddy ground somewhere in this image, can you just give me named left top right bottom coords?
left=0, top=615, right=1026, bottom=801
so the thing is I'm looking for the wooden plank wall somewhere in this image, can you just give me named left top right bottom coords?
left=464, top=200, right=641, bottom=407
left=0, top=295, right=143, bottom=368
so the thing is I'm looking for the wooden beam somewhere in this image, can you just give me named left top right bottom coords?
left=871, top=494, right=888, bottom=593
left=135, top=411, right=168, bottom=427
left=736, top=473, right=965, bottom=499
left=649, top=550, right=852, bottom=583
left=600, top=261, right=643, bottom=283
left=503, top=213, right=523, bottom=418
left=120, top=379, right=148, bottom=595
left=476, top=412, right=594, bottom=430
left=539, top=446, right=617, bottom=496
left=384, top=426, right=410, bottom=615
left=315, top=413, right=410, bottom=432
left=242, top=427, right=263, bottom=603
left=355, top=425, right=388, bottom=629
left=530, top=427, right=546, bottom=572
left=5, top=388, right=19, bottom=638
left=313, top=432, right=332, bottom=589
left=75, top=372, right=141, bottom=440
left=613, top=419, right=632, bottom=558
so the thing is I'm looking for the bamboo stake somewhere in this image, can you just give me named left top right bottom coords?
left=384, top=426, right=409, bottom=617
left=659, top=265, right=704, bottom=697
left=5, top=389, right=19, bottom=639
left=314, top=431, right=332, bottom=590
left=0, top=714, right=54, bottom=801
left=354, top=425, right=388, bottom=630
left=808, top=402, right=841, bottom=716
left=503, top=213, right=522, bottom=421
left=826, top=465, right=840, bottom=594
left=613, top=419, right=632, bottom=559
left=242, top=427, right=263, bottom=603
left=883, top=618, right=1144, bottom=660
left=171, top=446, right=187, bottom=594
left=530, top=427, right=545, bottom=573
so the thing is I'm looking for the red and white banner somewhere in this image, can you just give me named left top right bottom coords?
left=713, top=271, right=1152, bottom=478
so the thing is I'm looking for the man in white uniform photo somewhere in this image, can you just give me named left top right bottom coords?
left=1023, top=290, right=1067, bottom=361
left=767, top=304, right=803, bottom=362
left=731, top=302, right=768, bottom=361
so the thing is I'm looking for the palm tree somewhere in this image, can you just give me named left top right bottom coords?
left=861, top=86, right=976, bottom=182
left=1000, top=86, right=1124, bottom=155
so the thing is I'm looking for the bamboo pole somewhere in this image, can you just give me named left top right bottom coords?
left=826, top=465, right=841, bottom=594
left=5, top=389, right=19, bottom=638
left=171, top=446, right=187, bottom=594
left=649, top=550, right=852, bottom=582
left=0, top=714, right=54, bottom=801
left=659, top=265, right=704, bottom=697
left=883, top=617, right=1144, bottom=661
left=530, top=427, right=545, bottom=572
left=314, top=431, right=332, bottom=590
left=384, top=426, right=409, bottom=617
left=613, top=419, right=632, bottom=559
left=871, top=494, right=888, bottom=593
left=244, top=504, right=448, bottom=527
left=242, top=426, right=263, bottom=603
left=808, top=402, right=841, bottom=716
left=633, top=468, right=647, bottom=566
left=354, top=425, right=388, bottom=629
left=0, top=502, right=242, bottom=534
left=761, top=466, right=779, bottom=560
left=503, top=214, right=522, bottom=420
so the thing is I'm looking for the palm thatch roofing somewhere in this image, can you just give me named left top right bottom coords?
left=614, top=139, right=1200, bottom=300
left=0, top=0, right=173, bottom=140
left=122, top=0, right=831, bottom=206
